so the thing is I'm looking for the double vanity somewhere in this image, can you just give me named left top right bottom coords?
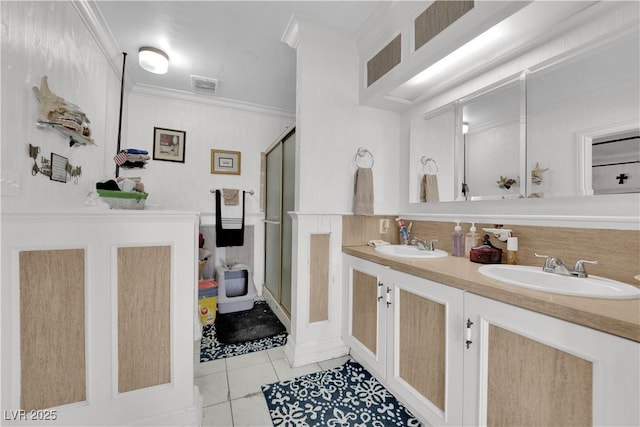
left=339, top=2, right=640, bottom=424
left=342, top=244, right=639, bottom=426
left=375, top=244, right=640, bottom=299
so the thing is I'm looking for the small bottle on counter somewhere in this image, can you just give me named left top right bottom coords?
left=506, top=236, right=518, bottom=265
left=464, top=222, right=481, bottom=258
left=396, top=217, right=410, bottom=245
left=452, top=221, right=464, bottom=257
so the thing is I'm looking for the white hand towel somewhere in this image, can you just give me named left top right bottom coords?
left=218, top=190, right=243, bottom=229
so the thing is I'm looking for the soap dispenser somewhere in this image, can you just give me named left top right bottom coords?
left=464, top=222, right=482, bottom=257
left=452, top=221, right=464, bottom=257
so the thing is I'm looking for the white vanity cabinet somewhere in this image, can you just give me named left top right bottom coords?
left=463, top=293, right=640, bottom=427
left=343, top=254, right=640, bottom=426
left=385, top=269, right=465, bottom=427
left=343, top=255, right=465, bottom=426
left=342, top=255, right=389, bottom=378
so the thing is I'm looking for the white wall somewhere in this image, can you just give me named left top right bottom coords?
left=124, top=89, right=293, bottom=213
left=1, top=1, right=120, bottom=212
left=281, top=18, right=401, bottom=367
left=294, top=33, right=401, bottom=215
left=124, top=89, right=293, bottom=292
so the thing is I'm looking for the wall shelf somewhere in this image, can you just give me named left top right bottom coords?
left=36, top=119, right=95, bottom=147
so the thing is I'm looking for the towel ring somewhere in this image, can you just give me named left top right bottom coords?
left=354, top=147, right=374, bottom=168
left=419, top=156, right=438, bottom=175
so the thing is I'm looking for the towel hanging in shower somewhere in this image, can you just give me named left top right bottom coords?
left=222, top=188, right=240, bottom=206
left=215, top=190, right=245, bottom=247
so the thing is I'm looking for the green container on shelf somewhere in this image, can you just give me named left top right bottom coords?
left=96, top=189, right=148, bottom=210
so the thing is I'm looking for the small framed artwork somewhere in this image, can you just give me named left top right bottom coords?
left=50, top=152, right=68, bottom=183
left=153, top=127, right=186, bottom=163
left=211, top=149, right=241, bottom=175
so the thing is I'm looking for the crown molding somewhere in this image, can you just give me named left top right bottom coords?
left=70, top=1, right=131, bottom=82
left=281, top=14, right=302, bottom=49
left=131, top=84, right=295, bottom=120
left=282, top=15, right=357, bottom=53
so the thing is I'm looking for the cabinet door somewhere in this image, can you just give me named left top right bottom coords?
left=463, top=293, right=640, bottom=426
left=386, top=270, right=464, bottom=426
left=343, top=255, right=388, bottom=378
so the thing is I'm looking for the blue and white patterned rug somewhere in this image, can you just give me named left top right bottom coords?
left=261, top=360, right=422, bottom=426
left=200, top=323, right=287, bottom=362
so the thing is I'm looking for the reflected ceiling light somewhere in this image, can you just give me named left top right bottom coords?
left=462, top=122, right=469, bottom=134
left=138, top=47, right=169, bottom=74
left=406, top=25, right=503, bottom=87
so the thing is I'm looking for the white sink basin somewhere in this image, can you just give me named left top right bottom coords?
left=479, top=265, right=640, bottom=299
left=374, top=245, right=448, bottom=259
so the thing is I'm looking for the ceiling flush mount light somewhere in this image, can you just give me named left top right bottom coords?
left=138, top=46, right=169, bottom=74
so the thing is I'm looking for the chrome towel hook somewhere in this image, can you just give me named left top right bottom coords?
left=355, top=147, right=374, bottom=168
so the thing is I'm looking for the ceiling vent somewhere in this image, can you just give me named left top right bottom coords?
left=191, top=75, right=218, bottom=95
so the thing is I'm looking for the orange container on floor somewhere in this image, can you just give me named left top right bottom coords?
left=198, top=280, right=218, bottom=326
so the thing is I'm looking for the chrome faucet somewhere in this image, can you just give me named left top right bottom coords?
left=411, top=237, right=439, bottom=251
left=535, top=253, right=598, bottom=278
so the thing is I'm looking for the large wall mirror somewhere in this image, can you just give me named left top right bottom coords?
left=527, top=33, right=639, bottom=198
left=409, top=31, right=639, bottom=203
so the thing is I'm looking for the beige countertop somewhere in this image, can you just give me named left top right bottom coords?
left=343, top=245, right=640, bottom=343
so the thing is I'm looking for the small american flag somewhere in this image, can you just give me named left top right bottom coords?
left=113, top=150, right=127, bottom=165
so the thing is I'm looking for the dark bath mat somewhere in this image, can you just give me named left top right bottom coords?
left=215, top=300, right=286, bottom=345
left=262, top=360, right=422, bottom=426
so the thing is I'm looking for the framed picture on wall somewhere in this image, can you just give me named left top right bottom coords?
left=211, top=149, right=241, bottom=175
left=50, top=152, right=68, bottom=183
left=153, top=127, right=186, bottom=163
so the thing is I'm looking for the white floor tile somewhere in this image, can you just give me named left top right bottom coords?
left=202, top=401, right=234, bottom=427
left=195, top=346, right=328, bottom=426
left=266, top=346, right=285, bottom=362
left=231, top=394, right=273, bottom=427
left=195, top=371, right=230, bottom=407
left=226, top=350, right=271, bottom=371
left=318, top=355, right=351, bottom=371
left=196, top=358, right=227, bottom=378
left=271, top=358, right=322, bottom=382
left=227, top=362, right=278, bottom=400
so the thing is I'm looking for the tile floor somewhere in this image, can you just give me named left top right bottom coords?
left=194, top=343, right=350, bottom=426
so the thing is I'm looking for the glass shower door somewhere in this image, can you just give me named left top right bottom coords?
left=264, top=143, right=282, bottom=302
left=280, top=131, right=295, bottom=314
